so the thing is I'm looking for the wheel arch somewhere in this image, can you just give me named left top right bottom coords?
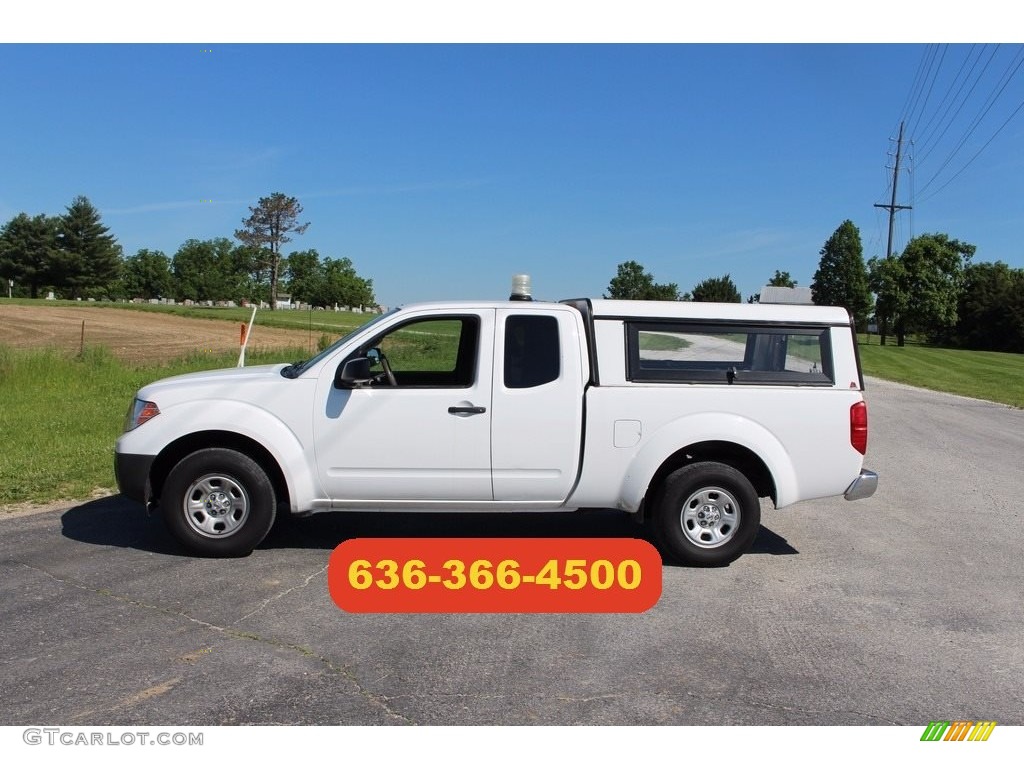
left=642, top=441, right=775, bottom=518
left=150, top=431, right=291, bottom=512
left=618, top=412, right=799, bottom=518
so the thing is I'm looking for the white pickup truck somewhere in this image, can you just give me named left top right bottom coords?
left=115, top=294, right=877, bottom=565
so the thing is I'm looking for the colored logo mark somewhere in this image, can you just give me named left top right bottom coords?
left=920, top=721, right=996, bottom=741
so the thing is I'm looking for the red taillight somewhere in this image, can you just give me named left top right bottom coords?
left=850, top=401, right=868, bottom=455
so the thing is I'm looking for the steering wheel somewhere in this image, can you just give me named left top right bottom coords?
left=378, top=352, right=397, bottom=386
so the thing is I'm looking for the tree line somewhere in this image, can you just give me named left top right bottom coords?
left=815, top=220, right=1023, bottom=353
left=604, top=219, right=1024, bottom=354
left=606, top=261, right=744, bottom=303
left=0, top=193, right=376, bottom=310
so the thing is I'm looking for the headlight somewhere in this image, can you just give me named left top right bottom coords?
left=125, top=398, right=160, bottom=431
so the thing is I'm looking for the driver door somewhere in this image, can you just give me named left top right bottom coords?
left=313, top=309, right=494, bottom=503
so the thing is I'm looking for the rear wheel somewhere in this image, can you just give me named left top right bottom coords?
left=161, top=448, right=276, bottom=557
left=653, top=462, right=760, bottom=566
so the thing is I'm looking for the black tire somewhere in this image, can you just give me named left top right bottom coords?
left=160, top=448, right=276, bottom=557
left=652, top=462, right=760, bottom=567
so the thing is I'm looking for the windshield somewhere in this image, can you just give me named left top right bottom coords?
left=281, top=308, right=400, bottom=378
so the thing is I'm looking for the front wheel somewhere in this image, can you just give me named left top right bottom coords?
left=652, top=462, right=760, bottom=567
left=161, top=448, right=276, bottom=557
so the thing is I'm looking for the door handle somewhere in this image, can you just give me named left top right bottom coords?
left=448, top=406, right=486, bottom=415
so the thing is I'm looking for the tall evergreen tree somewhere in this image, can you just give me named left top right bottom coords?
left=0, top=213, right=58, bottom=298
left=811, top=220, right=872, bottom=329
left=234, top=193, right=309, bottom=310
left=54, top=196, right=121, bottom=298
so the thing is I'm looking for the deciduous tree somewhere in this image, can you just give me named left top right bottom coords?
left=867, top=255, right=905, bottom=346
left=769, top=270, right=797, bottom=287
left=120, top=249, right=173, bottom=300
left=605, top=261, right=679, bottom=300
left=690, top=274, right=741, bottom=303
left=895, top=233, right=974, bottom=346
left=172, top=238, right=237, bottom=302
left=750, top=270, right=798, bottom=302
left=322, top=257, right=375, bottom=309
left=284, top=249, right=325, bottom=305
left=954, top=261, right=1024, bottom=353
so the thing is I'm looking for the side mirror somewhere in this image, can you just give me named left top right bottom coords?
left=335, top=357, right=373, bottom=388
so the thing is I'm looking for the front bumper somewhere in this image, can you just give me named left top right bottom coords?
left=844, top=469, right=878, bottom=501
left=114, top=452, right=155, bottom=504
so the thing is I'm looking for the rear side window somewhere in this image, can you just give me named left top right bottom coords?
left=505, top=315, right=560, bottom=388
left=627, top=323, right=834, bottom=385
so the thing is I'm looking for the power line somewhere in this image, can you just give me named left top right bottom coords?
left=906, top=44, right=948, bottom=140
left=900, top=45, right=938, bottom=134
left=913, top=44, right=982, bottom=159
left=915, top=44, right=1000, bottom=168
left=917, top=95, right=1024, bottom=204
left=917, top=45, right=1024, bottom=196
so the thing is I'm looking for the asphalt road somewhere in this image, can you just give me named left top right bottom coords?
left=1, top=377, right=1022, bottom=726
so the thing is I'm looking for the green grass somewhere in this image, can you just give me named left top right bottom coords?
left=858, top=336, right=1024, bottom=408
left=0, top=344, right=307, bottom=507
left=380, top=319, right=463, bottom=370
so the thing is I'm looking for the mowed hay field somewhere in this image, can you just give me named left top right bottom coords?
left=0, top=304, right=322, bottom=362
left=0, top=303, right=341, bottom=508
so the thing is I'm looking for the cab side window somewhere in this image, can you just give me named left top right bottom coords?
left=368, top=316, right=479, bottom=387
left=504, top=315, right=560, bottom=389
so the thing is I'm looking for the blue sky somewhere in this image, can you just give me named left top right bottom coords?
left=2, top=41, right=1022, bottom=307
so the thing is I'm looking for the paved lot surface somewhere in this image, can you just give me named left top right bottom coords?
left=1, top=377, right=1022, bottom=725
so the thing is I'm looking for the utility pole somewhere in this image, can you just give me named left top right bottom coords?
left=874, top=121, right=913, bottom=347
left=874, top=121, right=912, bottom=260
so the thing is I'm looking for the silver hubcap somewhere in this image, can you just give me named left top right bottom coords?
left=680, top=486, right=740, bottom=548
left=183, top=474, right=250, bottom=538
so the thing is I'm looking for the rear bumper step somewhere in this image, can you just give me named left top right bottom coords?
left=844, top=469, right=878, bottom=501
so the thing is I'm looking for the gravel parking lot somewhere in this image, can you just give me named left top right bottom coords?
left=1, top=377, right=1021, bottom=726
